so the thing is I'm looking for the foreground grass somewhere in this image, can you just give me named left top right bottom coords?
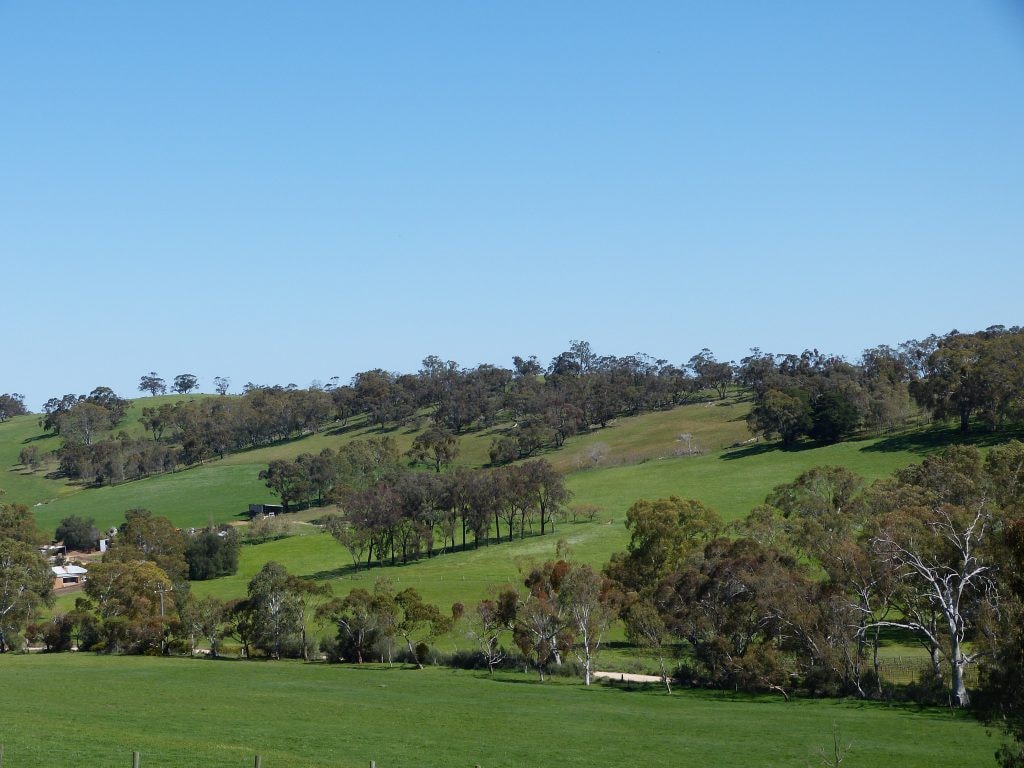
left=0, top=654, right=998, bottom=768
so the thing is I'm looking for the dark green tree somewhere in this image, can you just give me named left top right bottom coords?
left=172, top=373, right=199, bottom=395
left=0, top=539, right=53, bottom=652
left=105, top=508, right=188, bottom=584
left=55, top=515, right=100, bottom=551
left=138, top=373, right=166, bottom=396
left=0, top=393, right=28, bottom=422
left=747, top=388, right=813, bottom=446
left=185, top=527, right=240, bottom=580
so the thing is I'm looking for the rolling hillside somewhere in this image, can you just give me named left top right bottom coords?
left=6, top=392, right=1006, bottom=613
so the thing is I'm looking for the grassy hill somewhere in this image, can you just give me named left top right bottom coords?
left=0, top=654, right=996, bottom=768
left=2, top=394, right=944, bottom=532
left=8, top=393, right=1015, bottom=614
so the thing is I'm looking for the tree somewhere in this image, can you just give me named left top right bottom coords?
left=259, top=460, right=309, bottom=513
left=320, top=585, right=396, bottom=664
left=172, top=373, right=199, bottom=395
left=295, top=450, right=336, bottom=506
left=406, top=427, right=460, bottom=473
left=979, top=506, right=1024, bottom=766
left=0, top=393, right=28, bottom=422
left=689, top=349, right=733, bottom=399
left=657, top=536, right=813, bottom=697
left=521, top=459, right=571, bottom=536
left=809, top=389, right=860, bottom=443
left=909, top=331, right=988, bottom=433
left=105, top=509, right=188, bottom=584
left=213, top=376, right=231, bottom=396
left=247, top=561, right=304, bottom=659
left=624, top=599, right=673, bottom=693
left=58, top=401, right=114, bottom=446
left=84, top=387, right=129, bottom=423
left=84, top=559, right=175, bottom=653
left=393, top=587, right=451, bottom=669
left=558, top=564, right=615, bottom=685
left=467, top=592, right=517, bottom=674
left=0, top=502, right=44, bottom=545
left=514, top=590, right=564, bottom=682
left=55, top=515, right=100, bottom=552
left=0, top=539, right=52, bottom=652
left=185, top=527, right=240, bottom=580
left=139, top=373, right=167, bottom=396
left=604, top=497, right=721, bottom=594
left=322, top=514, right=370, bottom=571
left=747, top=388, right=813, bottom=446
left=865, top=446, right=1004, bottom=707
left=18, top=445, right=44, bottom=472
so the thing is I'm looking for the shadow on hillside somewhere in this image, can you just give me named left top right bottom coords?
left=860, top=425, right=1024, bottom=455
left=308, top=564, right=361, bottom=581
left=719, top=440, right=823, bottom=460
left=322, top=421, right=376, bottom=438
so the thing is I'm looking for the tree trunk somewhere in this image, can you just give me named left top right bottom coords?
left=929, top=642, right=943, bottom=679
left=659, top=656, right=672, bottom=695
left=406, top=638, right=424, bottom=670
left=948, top=615, right=970, bottom=706
left=960, top=407, right=971, bottom=434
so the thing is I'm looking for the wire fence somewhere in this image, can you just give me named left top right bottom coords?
left=0, top=749, right=420, bottom=768
left=875, top=655, right=978, bottom=686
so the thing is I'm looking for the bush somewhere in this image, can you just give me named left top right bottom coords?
left=186, top=527, right=240, bottom=580
left=55, top=515, right=100, bottom=551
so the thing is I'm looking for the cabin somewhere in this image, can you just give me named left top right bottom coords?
left=52, top=564, right=88, bottom=590
left=248, top=503, right=284, bottom=517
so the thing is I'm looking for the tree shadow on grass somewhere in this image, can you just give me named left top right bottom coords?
left=322, top=421, right=376, bottom=438
left=719, top=440, right=823, bottom=461
left=860, top=424, right=1024, bottom=456
left=307, top=564, right=361, bottom=581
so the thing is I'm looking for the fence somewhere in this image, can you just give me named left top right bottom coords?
left=0, top=747, right=483, bottom=768
left=875, top=655, right=979, bottom=687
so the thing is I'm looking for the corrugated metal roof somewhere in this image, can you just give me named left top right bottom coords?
left=51, top=565, right=88, bottom=576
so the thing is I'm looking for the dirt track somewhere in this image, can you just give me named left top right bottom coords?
left=592, top=671, right=665, bottom=683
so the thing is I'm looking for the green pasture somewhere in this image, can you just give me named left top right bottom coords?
left=34, top=462, right=277, bottom=533
left=189, top=517, right=603, bottom=612
left=0, top=413, right=66, bottom=505
left=0, top=654, right=999, bottom=768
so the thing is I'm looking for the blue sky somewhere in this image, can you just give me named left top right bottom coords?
left=3, top=1, right=1023, bottom=408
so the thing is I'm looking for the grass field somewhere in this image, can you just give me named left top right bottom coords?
left=0, top=654, right=999, bottom=768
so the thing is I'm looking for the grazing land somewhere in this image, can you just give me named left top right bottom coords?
left=0, top=654, right=998, bottom=768
left=5, top=395, right=993, bottom=615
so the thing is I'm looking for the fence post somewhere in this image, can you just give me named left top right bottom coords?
left=132, top=751, right=140, bottom=768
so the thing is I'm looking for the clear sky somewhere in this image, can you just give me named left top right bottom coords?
left=3, top=1, right=1023, bottom=408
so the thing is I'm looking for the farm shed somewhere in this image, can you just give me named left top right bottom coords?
left=51, top=564, right=88, bottom=590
